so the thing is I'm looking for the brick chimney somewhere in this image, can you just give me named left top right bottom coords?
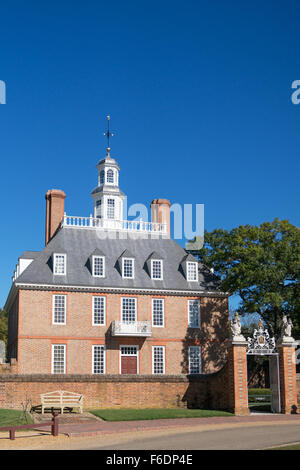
left=45, top=189, right=66, bottom=245
left=151, top=199, right=171, bottom=237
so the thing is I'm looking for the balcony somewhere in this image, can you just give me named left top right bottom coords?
left=111, top=321, right=152, bottom=337
left=61, top=214, right=167, bottom=235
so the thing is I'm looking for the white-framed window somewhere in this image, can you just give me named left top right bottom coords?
left=107, top=169, right=114, bottom=184
left=107, top=198, right=115, bottom=219
left=92, top=296, right=106, bottom=325
left=152, top=346, right=165, bottom=374
left=92, top=345, right=106, bottom=374
left=52, top=344, right=66, bottom=374
left=189, top=346, right=202, bottom=374
left=121, top=297, right=137, bottom=322
left=92, top=256, right=105, bottom=277
left=187, top=261, right=198, bottom=282
left=53, top=253, right=66, bottom=275
left=122, top=258, right=134, bottom=279
left=52, top=294, right=67, bottom=325
left=151, top=259, right=163, bottom=280
left=188, top=299, right=200, bottom=328
left=100, top=170, right=105, bottom=185
left=152, top=298, right=165, bottom=327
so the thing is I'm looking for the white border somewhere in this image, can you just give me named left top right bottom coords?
left=92, top=295, right=106, bottom=326
left=152, top=345, right=166, bottom=374
left=92, top=255, right=105, bottom=278
left=152, top=298, right=165, bottom=327
left=92, top=344, right=106, bottom=374
left=51, top=344, right=66, bottom=374
left=52, top=294, right=67, bottom=325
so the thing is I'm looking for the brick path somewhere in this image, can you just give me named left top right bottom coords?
left=37, top=413, right=300, bottom=437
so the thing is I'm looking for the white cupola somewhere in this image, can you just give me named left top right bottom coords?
left=91, top=117, right=126, bottom=229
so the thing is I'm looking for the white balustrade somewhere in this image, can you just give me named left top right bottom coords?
left=111, top=321, right=152, bottom=337
left=61, top=213, right=167, bottom=235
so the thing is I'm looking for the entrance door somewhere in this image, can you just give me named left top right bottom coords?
left=120, top=346, right=138, bottom=374
left=269, top=355, right=281, bottom=413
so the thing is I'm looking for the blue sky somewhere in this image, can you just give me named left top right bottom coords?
left=0, top=0, right=299, bottom=308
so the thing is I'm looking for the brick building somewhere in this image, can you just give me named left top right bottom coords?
left=4, top=141, right=229, bottom=384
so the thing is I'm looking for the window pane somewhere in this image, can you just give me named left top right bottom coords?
left=152, top=299, right=164, bottom=326
left=153, top=346, right=165, bottom=374
left=152, top=260, right=162, bottom=279
left=52, top=345, right=66, bottom=374
left=107, top=169, right=114, bottom=183
left=189, top=346, right=201, bottom=374
left=123, top=258, right=134, bottom=278
left=93, top=345, right=105, bottom=374
left=93, top=256, right=104, bottom=277
left=122, top=298, right=137, bottom=322
left=93, top=297, right=105, bottom=325
left=53, top=295, right=66, bottom=324
left=54, top=254, right=66, bottom=275
left=188, top=300, right=200, bottom=328
left=107, top=198, right=115, bottom=219
left=187, top=262, right=197, bottom=281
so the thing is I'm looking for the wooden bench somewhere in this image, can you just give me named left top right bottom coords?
left=41, top=390, right=83, bottom=414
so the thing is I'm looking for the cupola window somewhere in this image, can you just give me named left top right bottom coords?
left=107, top=169, right=114, bottom=184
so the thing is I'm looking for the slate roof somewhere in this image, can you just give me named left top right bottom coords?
left=15, top=227, right=222, bottom=293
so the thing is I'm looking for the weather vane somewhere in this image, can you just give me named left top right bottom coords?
left=103, top=115, right=115, bottom=150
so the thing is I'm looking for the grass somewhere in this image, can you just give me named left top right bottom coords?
left=248, top=388, right=271, bottom=396
left=89, top=408, right=234, bottom=422
left=266, top=443, right=300, bottom=450
left=0, top=409, right=34, bottom=428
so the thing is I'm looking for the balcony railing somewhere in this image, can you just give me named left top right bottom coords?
left=61, top=214, right=167, bottom=235
left=111, top=321, right=152, bottom=337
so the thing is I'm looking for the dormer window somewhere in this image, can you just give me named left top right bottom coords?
left=151, top=259, right=163, bottom=280
left=107, top=169, right=114, bottom=184
left=187, top=261, right=198, bottom=282
left=122, top=258, right=134, bottom=279
left=93, top=256, right=105, bottom=277
left=53, top=253, right=66, bottom=275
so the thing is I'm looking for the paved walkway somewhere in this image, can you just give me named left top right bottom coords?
left=35, top=413, right=300, bottom=437
left=0, top=414, right=300, bottom=450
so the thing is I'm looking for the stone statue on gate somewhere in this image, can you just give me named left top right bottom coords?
left=230, top=313, right=246, bottom=342
left=280, top=315, right=295, bottom=343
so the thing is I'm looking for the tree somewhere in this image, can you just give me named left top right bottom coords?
left=196, top=218, right=300, bottom=338
left=0, top=309, right=8, bottom=345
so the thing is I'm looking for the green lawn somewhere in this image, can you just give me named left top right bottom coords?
left=0, top=409, right=34, bottom=428
left=89, top=408, right=233, bottom=422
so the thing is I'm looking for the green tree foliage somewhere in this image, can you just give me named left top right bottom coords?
left=0, top=309, right=8, bottom=345
left=197, top=219, right=300, bottom=338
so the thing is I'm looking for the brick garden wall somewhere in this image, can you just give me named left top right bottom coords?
left=0, top=366, right=230, bottom=411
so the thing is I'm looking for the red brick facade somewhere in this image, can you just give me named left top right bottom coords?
left=7, top=289, right=229, bottom=376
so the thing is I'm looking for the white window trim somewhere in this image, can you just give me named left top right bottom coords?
left=152, top=298, right=165, bottom=328
left=119, top=345, right=139, bottom=374
left=188, top=346, right=202, bottom=374
left=53, top=253, right=67, bottom=276
left=52, top=294, right=67, bottom=325
left=92, top=296, right=106, bottom=326
left=188, top=299, right=201, bottom=328
left=151, top=259, right=163, bottom=280
left=186, top=261, right=198, bottom=282
left=51, top=344, right=66, bottom=374
left=121, top=297, right=137, bottom=323
left=92, top=345, right=106, bottom=374
left=92, top=255, right=105, bottom=278
left=152, top=345, right=166, bottom=374
left=122, top=257, right=135, bottom=279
